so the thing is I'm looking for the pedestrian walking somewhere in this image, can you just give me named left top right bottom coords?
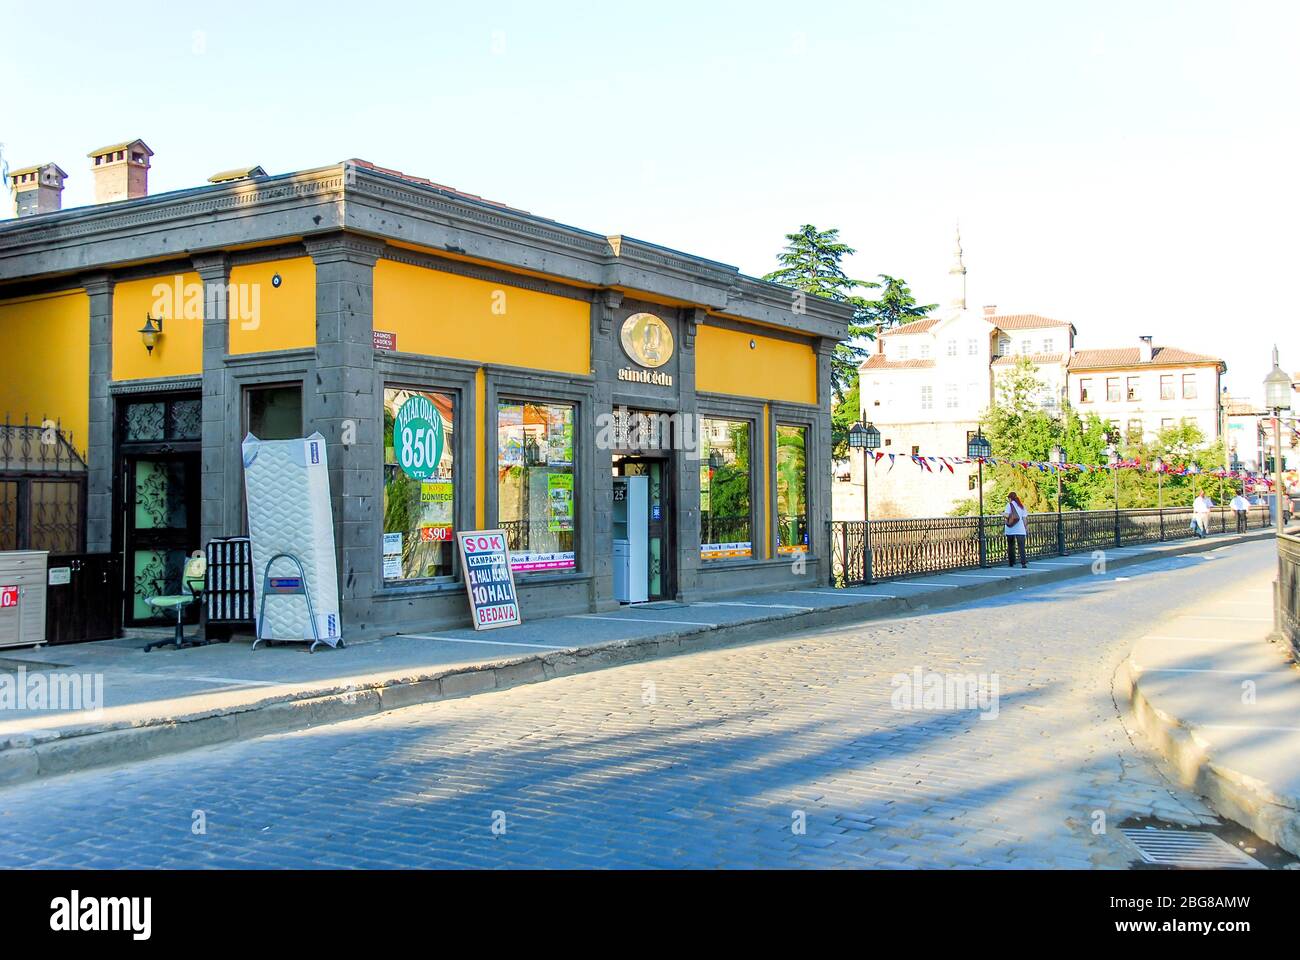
left=1230, top=491, right=1249, bottom=533
left=1193, top=491, right=1213, bottom=538
left=1004, top=491, right=1028, bottom=568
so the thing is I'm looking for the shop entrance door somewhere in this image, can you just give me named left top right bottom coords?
left=122, top=452, right=201, bottom=627
left=612, top=454, right=674, bottom=601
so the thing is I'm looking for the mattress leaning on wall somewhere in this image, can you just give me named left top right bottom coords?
left=241, top=433, right=342, bottom=644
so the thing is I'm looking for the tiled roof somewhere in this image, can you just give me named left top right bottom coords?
left=346, top=158, right=526, bottom=213
left=860, top=354, right=936, bottom=370
left=882, top=317, right=942, bottom=336
left=992, top=352, right=1067, bottom=367
left=987, top=313, right=1073, bottom=330
left=1068, top=346, right=1223, bottom=370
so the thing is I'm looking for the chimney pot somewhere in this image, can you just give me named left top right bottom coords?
left=87, top=139, right=153, bottom=203
left=1139, top=335, right=1154, bottom=363
left=9, top=162, right=68, bottom=217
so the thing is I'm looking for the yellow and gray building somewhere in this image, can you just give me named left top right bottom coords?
left=0, top=147, right=849, bottom=640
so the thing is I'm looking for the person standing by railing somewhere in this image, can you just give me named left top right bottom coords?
left=1193, top=491, right=1213, bottom=538
left=1004, top=492, right=1028, bottom=568
left=1230, top=491, right=1250, bottom=533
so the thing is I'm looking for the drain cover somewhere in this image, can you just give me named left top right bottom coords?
left=1120, top=828, right=1266, bottom=869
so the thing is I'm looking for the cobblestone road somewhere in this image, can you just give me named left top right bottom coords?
left=1, top=542, right=1277, bottom=869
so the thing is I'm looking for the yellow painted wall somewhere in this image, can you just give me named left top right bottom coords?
left=229, top=257, right=316, bottom=354
left=0, top=291, right=90, bottom=456
left=696, top=325, right=817, bottom=405
left=112, top=272, right=203, bottom=380
left=374, top=260, right=590, bottom=375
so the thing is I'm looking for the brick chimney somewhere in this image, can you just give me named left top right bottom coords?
left=8, top=162, right=68, bottom=217
left=983, top=304, right=997, bottom=316
left=88, top=139, right=153, bottom=203
left=1139, top=335, right=1154, bottom=363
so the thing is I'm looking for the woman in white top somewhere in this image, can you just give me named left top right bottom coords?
left=1193, top=492, right=1213, bottom=537
left=1004, top=491, right=1028, bottom=568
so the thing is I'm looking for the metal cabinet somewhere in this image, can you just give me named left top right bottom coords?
left=0, top=550, right=48, bottom=649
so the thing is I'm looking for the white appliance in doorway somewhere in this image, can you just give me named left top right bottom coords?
left=613, top=475, right=648, bottom=603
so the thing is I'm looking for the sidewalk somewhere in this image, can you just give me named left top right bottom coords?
left=1120, top=561, right=1300, bottom=856
left=0, top=528, right=1274, bottom=788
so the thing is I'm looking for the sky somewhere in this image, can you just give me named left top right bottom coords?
left=2, top=0, right=1297, bottom=404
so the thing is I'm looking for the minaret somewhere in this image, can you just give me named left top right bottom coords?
left=949, top=225, right=967, bottom=311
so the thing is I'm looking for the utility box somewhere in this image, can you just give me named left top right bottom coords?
left=0, top=551, right=49, bottom=649
left=613, top=476, right=648, bottom=603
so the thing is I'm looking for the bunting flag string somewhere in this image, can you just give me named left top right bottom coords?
left=866, top=451, right=1275, bottom=486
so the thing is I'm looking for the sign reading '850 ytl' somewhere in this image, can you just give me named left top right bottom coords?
left=394, top=394, right=444, bottom=481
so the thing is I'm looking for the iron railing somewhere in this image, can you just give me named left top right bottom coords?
left=0, top=416, right=87, bottom=552
left=1279, top=532, right=1300, bottom=662
left=830, top=505, right=1272, bottom=587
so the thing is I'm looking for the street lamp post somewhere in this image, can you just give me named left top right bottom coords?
left=1106, top=441, right=1121, bottom=547
left=1153, top=456, right=1165, bottom=541
left=969, top=430, right=992, bottom=567
left=1051, top=443, right=1066, bottom=556
left=1264, top=347, right=1292, bottom=538
left=848, top=421, right=881, bottom=583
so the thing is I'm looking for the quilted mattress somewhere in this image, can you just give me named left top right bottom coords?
left=241, top=432, right=342, bottom=645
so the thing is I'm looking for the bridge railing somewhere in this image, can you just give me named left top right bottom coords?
left=1278, top=532, right=1300, bottom=661
left=829, top=505, right=1272, bottom=587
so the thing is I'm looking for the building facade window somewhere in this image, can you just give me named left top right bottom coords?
left=1021, top=339, right=1032, bottom=355
left=1079, top=378, right=1093, bottom=403
left=1127, top=418, right=1143, bottom=440
left=1126, top=376, right=1140, bottom=402
left=776, top=425, right=808, bottom=554
left=1182, top=373, right=1198, bottom=399
left=919, top=343, right=932, bottom=359
left=1106, top=377, right=1121, bottom=402
left=945, top=383, right=958, bottom=409
left=383, top=387, right=456, bottom=582
left=497, top=400, right=575, bottom=574
left=1160, top=374, right=1175, bottom=400
left=700, top=418, right=751, bottom=560
left=245, top=383, right=303, bottom=440
left=946, top=339, right=958, bottom=357
left=920, top=385, right=933, bottom=410
left=1043, top=338, right=1054, bottom=353
left=897, top=344, right=909, bottom=360
left=967, top=338, right=979, bottom=356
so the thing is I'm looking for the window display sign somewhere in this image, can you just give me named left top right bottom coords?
left=456, top=530, right=522, bottom=630
left=393, top=394, right=443, bottom=481
left=547, top=474, right=574, bottom=532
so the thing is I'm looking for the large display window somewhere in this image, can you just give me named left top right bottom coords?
left=383, top=387, right=456, bottom=582
left=497, top=400, right=576, bottom=573
left=776, top=424, right=809, bottom=554
left=700, top=417, right=752, bottom=560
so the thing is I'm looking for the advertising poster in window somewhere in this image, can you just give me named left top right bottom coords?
left=383, top=388, right=455, bottom=581
left=498, top=400, right=577, bottom=574
left=547, top=473, right=574, bottom=532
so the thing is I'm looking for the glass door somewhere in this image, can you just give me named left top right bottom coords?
left=124, top=452, right=200, bottom=625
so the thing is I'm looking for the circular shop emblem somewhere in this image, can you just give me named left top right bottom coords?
left=619, top=312, right=675, bottom=369
left=393, top=394, right=444, bottom=481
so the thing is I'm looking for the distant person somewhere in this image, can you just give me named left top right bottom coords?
left=1004, top=492, right=1028, bottom=568
left=1193, top=491, right=1213, bottom=538
left=1230, top=491, right=1250, bottom=533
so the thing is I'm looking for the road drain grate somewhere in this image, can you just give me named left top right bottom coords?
left=1120, top=828, right=1266, bottom=869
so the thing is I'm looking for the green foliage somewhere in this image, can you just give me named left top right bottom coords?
left=830, top=379, right=860, bottom=461
left=862, top=274, right=938, bottom=333
left=948, top=358, right=1230, bottom=515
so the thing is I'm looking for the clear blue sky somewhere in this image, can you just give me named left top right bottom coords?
left=3, top=0, right=1296, bottom=402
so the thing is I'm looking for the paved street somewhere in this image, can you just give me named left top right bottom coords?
left=0, top=540, right=1280, bottom=869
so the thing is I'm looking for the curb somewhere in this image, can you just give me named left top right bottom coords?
left=1117, top=649, right=1300, bottom=858
left=0, top=529, right=1276, bottom=790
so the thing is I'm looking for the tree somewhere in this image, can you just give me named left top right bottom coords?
left=830, top=379, right=860, bottom=461
left=862, top=274, right=937, bottom=334
left=763, top=225, right=878, bottom=400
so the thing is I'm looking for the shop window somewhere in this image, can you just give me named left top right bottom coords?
left=246, top=384, right=303, bottom=440
left=383, top=387, right=456, bottom=582
left=776, top=425, right=809, bottom=555
left=700, top=418, right=751, bottom=560
left=497, top=400, right=576, bottom=574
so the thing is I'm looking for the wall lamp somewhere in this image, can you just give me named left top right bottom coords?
left=138, top=314, right=164, bottom=355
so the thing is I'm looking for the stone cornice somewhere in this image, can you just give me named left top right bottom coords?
left=0, top=161, right=851, bottom=342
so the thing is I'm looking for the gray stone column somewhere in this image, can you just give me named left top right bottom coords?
left=813, top=336, right=837, bottom=581
left=193, top=252, right=231, bottom=547
left=81, top=274, right=114, bottom=554
left=588, top=290, right=623, bottom=609
left=304, top=234, right=384, bottom=621
left=674, top=308, right=703, bottom=600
